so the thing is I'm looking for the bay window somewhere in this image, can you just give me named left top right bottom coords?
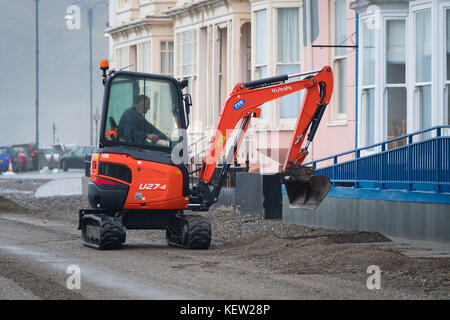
left=353, top=1, right=450, bottom=150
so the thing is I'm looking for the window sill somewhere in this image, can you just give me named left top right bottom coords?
left=327, top=120, right=348, bottom=127
left=251, top=127, right=294, bottom=133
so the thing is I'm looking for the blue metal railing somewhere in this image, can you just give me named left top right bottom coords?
left=304, top=125, right=450, bottom=193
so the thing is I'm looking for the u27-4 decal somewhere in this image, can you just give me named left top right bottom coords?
left=139, top=183, right=167, bottom=191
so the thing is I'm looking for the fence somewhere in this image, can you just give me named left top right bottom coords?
left=304, top=126, right=450, bottom=193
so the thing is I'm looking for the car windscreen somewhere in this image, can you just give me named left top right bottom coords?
left=52, top=145, right=64, bottom=153
left=103, top=73, right=184, bottom=152
left=71, top=148, right=84, bottom=157
left=42, top=148, right=54, bottom=155
left=0, top=148, right=8, bottom=155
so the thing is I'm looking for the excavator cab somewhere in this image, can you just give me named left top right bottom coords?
left=101, top=72, right=187, bottom=151
left=79, top=70, right=204, bottom=250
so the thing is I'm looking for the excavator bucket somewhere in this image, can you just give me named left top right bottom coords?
left=283, top=166, right=332, bottom=210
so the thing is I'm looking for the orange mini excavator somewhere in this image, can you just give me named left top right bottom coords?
left=78, top=60, right=333, bottom=250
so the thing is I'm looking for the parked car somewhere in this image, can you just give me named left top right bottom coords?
left=12, top=143, right=39, bottom=170
left=12, top=146, right=34, bottom=172
left=64, top=144, right=79, bottom=154
left=0, top=146, right=19, bottom=172
left=39, top=145, right=61, bottom=169
left=60, top=146, right=95, bottom=171
left=46, top=144, right=66, bottom=162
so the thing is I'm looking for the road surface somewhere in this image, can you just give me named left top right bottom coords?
left=0, top=210, right=443, bottom=300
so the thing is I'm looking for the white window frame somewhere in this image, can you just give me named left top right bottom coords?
left=330, top=0, right=348, bottom=123
left=253, top=7, right=268, bottom=74
left=276, top=7, right=302, bottom=122
left=117, top=0, right=129, bottom=10
left=383, top=17, right=408, bottom=142
left=175, top=30, right=197, bottom=100
left=439, top=2, right=450, bottom=127
left=179, top=30, right=196, bottom=79
left=411, top=6, right=433, bottom=134
left=160, top=40, right=174, bottom=76
left=276, top=5, right=303, bottom=127
left=358, top=17, right=379, bottom=150
left=137, top=40, right=150, bottom=73
left=175, top=29, right=198, bottom=133
left=217, top=24, right=228, bottom=119
left=332, top=58, right=347, bottom=121
left=116, top=46, right=128, bottom=69
left=358, top=3, right=411, bottom=151
left=252, top=7, right=270, bottom=126
left=176, top=30, right=195, bottom=78
left=406, top=0, right=443, bottom=143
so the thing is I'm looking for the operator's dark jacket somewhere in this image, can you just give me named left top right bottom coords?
left=118, top=107, right=168, bottom=144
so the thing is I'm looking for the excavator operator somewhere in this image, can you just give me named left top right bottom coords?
left=118, top=94, right=169, bottom=145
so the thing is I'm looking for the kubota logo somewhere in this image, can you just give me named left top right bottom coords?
left=272, top=86, right=292, bottom=94
left=233, top=99, right=246, bottom=110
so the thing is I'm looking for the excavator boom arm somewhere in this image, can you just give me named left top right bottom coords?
left=190, top=67, right=333, bottom=210
left=199, top=67, right=333, bottom=182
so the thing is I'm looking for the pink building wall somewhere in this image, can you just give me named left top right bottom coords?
left=252, top=1, right=357, bottom=173
left=308, top=0, right=357, bottom=166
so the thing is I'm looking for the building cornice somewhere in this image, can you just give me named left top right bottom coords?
left=164, top=0, right=231, bottom=17
left=106, top=16, right=172, bottom=36
left=350, top=0, right=409, bottom=11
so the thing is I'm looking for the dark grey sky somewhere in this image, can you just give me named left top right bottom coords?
left=0, top=0, right=109, bottom=147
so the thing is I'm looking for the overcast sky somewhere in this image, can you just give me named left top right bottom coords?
left=0, top=0, right=109, bottom=147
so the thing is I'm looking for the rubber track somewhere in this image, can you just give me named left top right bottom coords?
left=82, top=215, right=124, bottom=250
left=185, top=215, right=211, bottom=250
left=165, top=214, right=211, bottom=250
left=99, top=217, right=124, bottom=250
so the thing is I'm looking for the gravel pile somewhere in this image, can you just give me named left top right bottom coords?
left=202, top=205, right=390, bottom=247
left=0, top=179, right=87, bottom=221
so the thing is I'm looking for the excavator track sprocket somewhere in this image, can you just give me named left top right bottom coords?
left=81, top=214, right=126, bottom=250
